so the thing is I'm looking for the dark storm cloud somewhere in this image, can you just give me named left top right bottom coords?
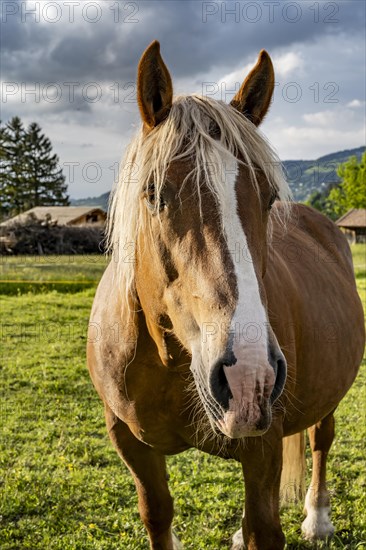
left=1, top=0, right=364, bottom=197
left=147, top=0, right=365, bottom=78
left=1, top=0, right=364, bottom=88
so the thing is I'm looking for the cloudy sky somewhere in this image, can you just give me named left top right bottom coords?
left=1, top=0, right=365, bottom=198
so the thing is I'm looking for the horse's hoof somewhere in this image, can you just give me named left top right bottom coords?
left=231, top=528, right=245, bottom=549
left=301, top=506, right=335, bottom=541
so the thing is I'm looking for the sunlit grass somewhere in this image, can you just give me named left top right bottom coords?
left=0, top=255, right=108, bottom=294
left=0, top=247, right=365, bottom=548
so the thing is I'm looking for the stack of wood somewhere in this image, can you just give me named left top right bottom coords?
left=0, top=215, right=105, bottom=255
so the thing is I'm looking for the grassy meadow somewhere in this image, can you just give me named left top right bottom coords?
left=0, top=246, right=365, bottom=549
left=0, top=255, right=108, bottom=294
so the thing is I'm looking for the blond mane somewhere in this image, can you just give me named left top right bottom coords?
left=107, top=94, right=292, bottom=304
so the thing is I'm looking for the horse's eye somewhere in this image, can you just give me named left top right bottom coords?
left=145, top=182, right=166, bottom=212
left=268, top=190, right=278, bottom=211
left=146, top=183, right=156, bottom=206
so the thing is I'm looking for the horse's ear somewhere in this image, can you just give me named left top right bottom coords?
left=137, top=40, right=173, bottom=128
left=230, top=50, right=274, bottom=126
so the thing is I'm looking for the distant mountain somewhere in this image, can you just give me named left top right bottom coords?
left=71, top=192, right=110, bottom=210
left=70, top=146, right=365, bottom=207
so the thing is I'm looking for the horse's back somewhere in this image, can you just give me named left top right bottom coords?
left=270, top=203, right=359, bottom=306
left=277, top=203, right=354, bottom=274
left=267, top=204, right=364, bottom=433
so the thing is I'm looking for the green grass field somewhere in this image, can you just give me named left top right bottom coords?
left=1, top=246, right=365, bottom=549
left=0, top=255, right=108, bottom=294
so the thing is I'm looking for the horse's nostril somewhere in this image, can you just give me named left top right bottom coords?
left=270, top=357, right=287, bottom=404
left=209, top=362, right=233, bottom=411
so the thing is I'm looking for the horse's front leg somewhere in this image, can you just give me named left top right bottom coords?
left=236, top=426, right=285, bottom=550
left=105, top=404, right=181, bottom=550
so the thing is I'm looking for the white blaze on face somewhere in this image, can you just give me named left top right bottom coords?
left=214, top=153, right=275, bottom=431
left=220, top=154, right=269, bottom=360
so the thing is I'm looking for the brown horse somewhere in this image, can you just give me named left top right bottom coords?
left=87, top=41, right=365, bottom=549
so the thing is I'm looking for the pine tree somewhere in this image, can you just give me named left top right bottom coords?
left=0, top=122, right=9, bottom=219
left=24, top=123, right=69, bottom=208
left=0, top=117, right=28, bottom=217
left=0, top=118, right=69, bottom=218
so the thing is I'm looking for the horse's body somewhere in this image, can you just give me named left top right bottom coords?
left=87, top=42, right=364, bottom=549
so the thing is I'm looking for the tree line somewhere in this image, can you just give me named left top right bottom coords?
left=0, top=116, right=364, bottom=223
left=0, top=117, right=68, bottom=220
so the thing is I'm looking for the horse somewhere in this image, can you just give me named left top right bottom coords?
left=87, top=41, right=365, bottom=549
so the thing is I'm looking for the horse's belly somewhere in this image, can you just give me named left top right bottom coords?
left=280, top=311, right=364, bottom=435
left=267, top=214, right=365, bottom=435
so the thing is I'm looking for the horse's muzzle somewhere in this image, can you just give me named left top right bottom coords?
left=216, top=397, right=272, bottom=438
left=208, top=352, right=286, bottom=438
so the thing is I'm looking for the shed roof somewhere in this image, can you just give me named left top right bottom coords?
left=336, top=209, right=366, bottom=228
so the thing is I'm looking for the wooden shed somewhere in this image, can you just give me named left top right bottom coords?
left=336, top=209, right=366, bottom=244
left=1, top=206, right=107, bottom=228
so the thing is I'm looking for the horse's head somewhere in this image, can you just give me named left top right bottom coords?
left=109, top=41, right=291, bottom=439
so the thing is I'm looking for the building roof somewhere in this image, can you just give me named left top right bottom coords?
left=0, top=206, right=106, bottom=227
left=336, top=208, right=366, bottom=229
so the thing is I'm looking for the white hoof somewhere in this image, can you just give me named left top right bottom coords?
left=231, top=528, right=245, bottom=549
left=172, top=531, right=183, bottom=549
left=301, top=506, right=335, bottom=541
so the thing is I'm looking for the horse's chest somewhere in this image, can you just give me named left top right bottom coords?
left=121, top=366, right=193, bottom=453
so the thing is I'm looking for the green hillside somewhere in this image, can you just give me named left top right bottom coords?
left=70, top=146, right=365, bottom=207
left=283, top=146, right=365, bottom=201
